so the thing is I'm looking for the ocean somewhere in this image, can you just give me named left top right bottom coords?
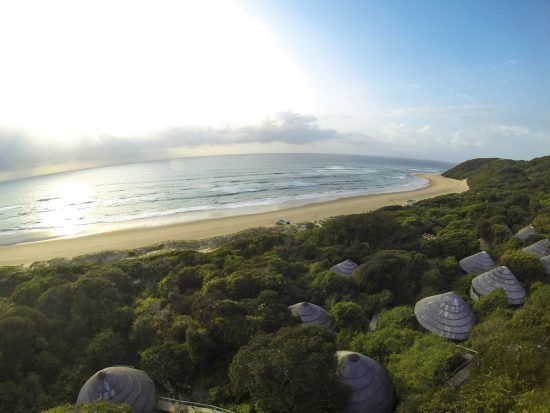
left=0, top=153, right=453, bottom=246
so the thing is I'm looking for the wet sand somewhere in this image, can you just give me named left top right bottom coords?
left=0, top=173, right=468, bottom=266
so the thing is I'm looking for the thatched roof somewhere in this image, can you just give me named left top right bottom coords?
left=458, top=251, right=497, bottom=275
left=514, top=225, right=537, bottom=241
left=523, top=239, right=550, bottom=258
left=336, top=351, right=394, bottom=413
left=541, top=255, right=550, bottom=275
left=414, top=292, right=475, bottom=341
left=288, top=302, right=334, bottom=329
left=331, top=259, right=358, bottom=276
left=471, top=266, right=526, bottom=305
left=77, top=367, right=155, bottom=413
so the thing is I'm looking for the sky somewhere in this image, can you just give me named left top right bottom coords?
left=0, top=0, right=549, bottom=181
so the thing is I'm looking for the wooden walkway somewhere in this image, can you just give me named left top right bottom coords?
left=155, top=396, right=234, bottom=413
left=445, top=353, right=474, bottom=387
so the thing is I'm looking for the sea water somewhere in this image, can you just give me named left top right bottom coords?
left=0, top=153, right=453, bottom=245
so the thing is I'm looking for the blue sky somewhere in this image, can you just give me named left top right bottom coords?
left=0, top=0, right=548, bottom=180
left=244, top=0, right=550, bottom=157
left=251, top=0, right=549, bottom=105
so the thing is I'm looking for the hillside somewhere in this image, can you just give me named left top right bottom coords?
left=442, top=157, right=498, bottom=180
left=0, top=156, right=549, bottom=413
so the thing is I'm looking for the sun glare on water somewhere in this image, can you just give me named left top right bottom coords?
left=37, top=181, right=94, bottom=236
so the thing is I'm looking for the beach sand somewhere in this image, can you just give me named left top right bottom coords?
left=0, top=173, right=468, bottom=266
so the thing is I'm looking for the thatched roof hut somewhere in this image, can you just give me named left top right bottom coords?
left=471, top=266, right=526, bottom=305
left=336, top=351, right=394, bottom=413
left=289, top=302, right=334, bottom=329
left=77, top=367, right=155, bottom=413
left=514, top=225, right=537, bottom=241
left=414, top=292, right=475, bottom=341
left=523, top=239, right=550, bottom=258
left=541, top=255, right=550, bottom=275
left=331, top=259, right=358, bottom=276
left=458, top=251, right=497, bottom=275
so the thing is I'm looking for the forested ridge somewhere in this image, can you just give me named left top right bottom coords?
left=0, top=156, right=549, bottom=412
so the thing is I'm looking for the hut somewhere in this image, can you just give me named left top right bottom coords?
left=77, top=367, right=156, bottom=413
left=523, top=239, right=550, bottom=258
left=289, top=302, right=334, bottom=329
left=541, top=255, right=550, bottom=275
left=470, top=266, right=526, bottom=305
left=331, top=259, right=359, bottom=276
left=458, top=251, right=497, bottom=275
left=336, top=351, right=394, bottom=413
left=414, top=292, right=475, bottom=341
left=514, top=225, right=537, bottom=241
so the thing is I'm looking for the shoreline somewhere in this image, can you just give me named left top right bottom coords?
left=0, top=173, right=468, bottom=266
left=0, top=174, right=432, bottom=247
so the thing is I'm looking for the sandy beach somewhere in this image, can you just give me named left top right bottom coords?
left=0, top=173, right=467, bottom=266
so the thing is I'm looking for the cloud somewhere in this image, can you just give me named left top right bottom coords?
left=1, top=110, right=547, bottom=182
left=379, top=123, right=416, bottom=144
left=236, top=112, right=339, bottom=143
left=389, top=105, right=492, bottom=118
left=416, top=125, right=431, bottom=134
left=487, top=124, right=543, bottom=140
left=0, top=112, right=343, bottom=180
left=157, top=112, right=338, bottom=147
left=0, top=126, right=55, bottom=171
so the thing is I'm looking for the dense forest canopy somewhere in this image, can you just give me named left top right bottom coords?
left=0, top=156, right=549, bottom=412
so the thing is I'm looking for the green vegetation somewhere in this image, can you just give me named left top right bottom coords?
left=43, top=400, right=134, bottom=412
left=0, top=156, right=548, bottom=412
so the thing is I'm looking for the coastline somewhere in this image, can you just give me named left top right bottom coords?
left=0, top=173, right=468, bottom=266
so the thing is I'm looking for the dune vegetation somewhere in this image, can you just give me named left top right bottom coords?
left=0, top=156, right=549, bottom=412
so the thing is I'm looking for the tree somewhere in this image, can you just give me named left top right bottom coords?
left=377, top=306, right=416, bottom=330
left=43, top=400, right=135, bottom=412
left=329, top=301, right=367, bottom=331
left=433, top=228, right=479, bottom=258
left=472, top=288, right=508, bottom=320
left=0, top=316, right=39, bottom=380
left=387, top=335, right=463, bottom=395
left=354, top=250, right=428, bottom=304
left=500, top=251, right=545, bottom=285
left=85, top=329, right=129, bottom=371
left=229, top=326, right=350, bottom=413
left=350, top=328, right=420, bottom=364
left=310, top=270, right=356, bottom=305
left=139, top=340, right=194, bottom=392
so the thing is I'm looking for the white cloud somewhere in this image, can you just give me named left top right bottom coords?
left=389, top=105, right=492, bottom=118
left=488, top=124, right=544, bottom=139
left=449, top=130, right=463, bottom=146
left=0, top=112, right=342, bottom=180
left=417, top=125, right=431, bottom=134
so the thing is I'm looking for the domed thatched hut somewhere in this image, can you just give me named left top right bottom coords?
left=289, top=302, right=334, bottom=329
left=514, top=225, right=537, bottom=241
left=470, top=266, right=526, bottom=305
left=523, top=239, right=550, bottom=258
left=77, top=367, right=155, bottom=413
left=331, top=259, right=358, bottom=276
left=414, top=292, right=475, bottom=341
left=541, top=255, right=550, bottom=275
left=336, top=351, right=394, bottom=413
left=459, top=251, right=497, bottom=275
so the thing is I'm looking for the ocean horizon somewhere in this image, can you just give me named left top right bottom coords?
left=0, top=153, right=454, bottom=246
